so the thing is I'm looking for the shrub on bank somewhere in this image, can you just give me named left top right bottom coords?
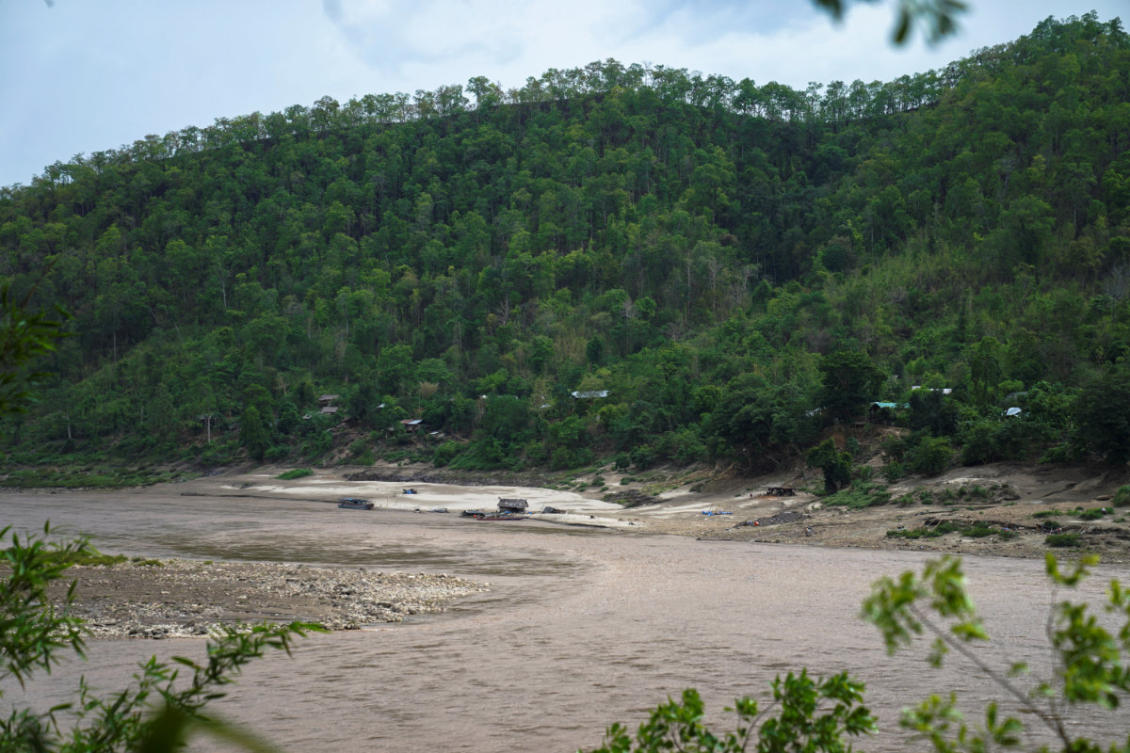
left=1045, top=532, right=1082, bottom=547
left=432, top=441, right=462, bottom=467
left=825, top=482, right=890, bottom=509
left=905, top=435, right=953, bottom=476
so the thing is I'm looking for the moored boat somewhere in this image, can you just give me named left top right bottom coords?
left=471, top=511, right=526, bottom=521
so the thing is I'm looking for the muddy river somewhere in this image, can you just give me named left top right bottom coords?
left=2, top=487, right=1126, bottom=752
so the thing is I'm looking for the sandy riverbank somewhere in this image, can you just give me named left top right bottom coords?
left=27, top=458, right=1130, bottom=642
left=195, top=461, right=1130, bottom=561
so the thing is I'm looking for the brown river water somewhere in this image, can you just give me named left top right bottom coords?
left=2, top=488, right=1127, bottom=752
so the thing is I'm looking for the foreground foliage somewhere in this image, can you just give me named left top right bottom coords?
left=584, top=673, right=875, bottom=753
left=587, top=554, right=1129, bottom=753
left=0, top=524, right=321, bottom=752
left=864, top=554, right=1130, bottom=751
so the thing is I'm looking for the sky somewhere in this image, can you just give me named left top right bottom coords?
left=0, top=0, right=1124, bottom=188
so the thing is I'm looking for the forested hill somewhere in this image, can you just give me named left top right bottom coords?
left=2, top=13, right=1129, bottom=477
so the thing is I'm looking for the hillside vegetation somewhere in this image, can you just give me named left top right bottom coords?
left=2, top=13, right=1128, bottom=479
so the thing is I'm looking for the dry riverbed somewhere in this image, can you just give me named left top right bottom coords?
left=52, top=559, right=487, bottom=639
left=30, top=457, right=1130, bottom=641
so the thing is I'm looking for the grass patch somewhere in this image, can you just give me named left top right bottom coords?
left=1038, top=506, right=1114, bottom=522
left=825, top=483, right=891, bottom=509
left=380, top=449, right=416, bottom=463
left=58, top=548, right=128, bottom=567
left=276, top=468, right=314, bottom=480
left=1073, top=506, right=1111, bottom=521
left=887, top=520, right=1016, bottom=540
left=1045, top=533, right=1083, bottom=548
left=893, top=489, right=927, bottom=506
left=0, top=467, right=186, bottom=489
left=3, top=543, right=158, bottom=568
left=897, top=483, right=1020, bottom=508
left=886, top=522, right=961, bottom=539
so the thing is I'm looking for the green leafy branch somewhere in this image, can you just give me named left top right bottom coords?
left=583, top=670, right=875, bottom=753
left=811, top=0, right=968, bottom=44
left=862, top=553, right=1130, bottom=752
left=0, top=523, right=89, bottom=689
left=0, top=523, right=323, bottom=753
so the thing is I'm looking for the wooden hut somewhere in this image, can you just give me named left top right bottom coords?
left=497, top=498, right=528, bottom=513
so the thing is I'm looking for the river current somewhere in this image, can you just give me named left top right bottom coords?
left=1, top=487, right=1126, bottom=752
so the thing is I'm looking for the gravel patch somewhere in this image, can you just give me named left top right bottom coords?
left=54, top=560, right=489, bottom=640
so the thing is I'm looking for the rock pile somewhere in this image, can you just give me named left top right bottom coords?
left=602, top=489, right=661, bottom=508
left=736, top=510, right=807, bottom=528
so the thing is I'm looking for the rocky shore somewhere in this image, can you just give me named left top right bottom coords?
left=55, top=559, right=488, bottom=640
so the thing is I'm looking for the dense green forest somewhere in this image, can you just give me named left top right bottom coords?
left=2, top=13, right=1129, bottom=478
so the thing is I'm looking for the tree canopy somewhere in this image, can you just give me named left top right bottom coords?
left=2, top=13, right=1129, bottom=474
